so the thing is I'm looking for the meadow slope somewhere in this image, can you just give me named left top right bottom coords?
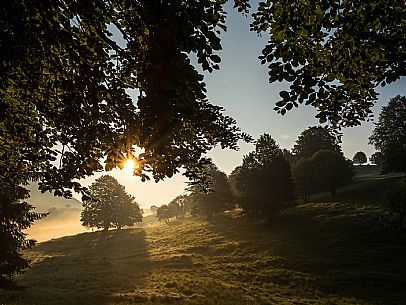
left=1, top=167, right=405, bottom=305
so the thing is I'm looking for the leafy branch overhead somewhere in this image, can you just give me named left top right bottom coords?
left=252, top=0, right=405, bottom=128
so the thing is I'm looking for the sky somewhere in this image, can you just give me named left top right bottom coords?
left=75, top=3, right=405, bottom=209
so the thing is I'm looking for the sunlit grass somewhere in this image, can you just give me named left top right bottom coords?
left=1, top=170, right=405, bottom=305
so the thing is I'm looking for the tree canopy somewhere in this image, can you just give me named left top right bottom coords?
left=81, top=175, right=142, bottom=230
left=311, top=150, right=354, bottom=197
left=188, top=164, right=234, bottom=219
left=232, top=134, right=295, bottom=218
left=292, top=126, right=341, bottom=160
left=369, top=95, right=406, bottom=173
left=253, top=0, right=405, bottom=128
left=353, top=151, right=367, bottom=165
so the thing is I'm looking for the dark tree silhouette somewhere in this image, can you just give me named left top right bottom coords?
left=311, top=150, right=354, bottom=197
left=188, top=164, right=233, bottom=219
left=232, top=134, right=295, bottom=218
left=253, top=0, right=405, bottom=128
left=0, top=187, right=46, bottom=283
left=293, top=126, right=341, bottom=160
left=81, top=176, right=142, bottom=231
left=369, top=95, right=406, bottom=173
left=370, top=152, right=384, bottom=166
left=353, top=151, right=367, bottom=165
left=292, top=158, right=319, bottom=203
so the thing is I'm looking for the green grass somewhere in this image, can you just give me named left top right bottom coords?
left=1, top=170, right=405, bottom=305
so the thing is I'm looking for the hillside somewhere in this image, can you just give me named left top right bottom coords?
left=3, top=213, right=406, bottom=303
left=2, top=168, right=405, bottom=305
left=26, top=183, right=82, bottom=212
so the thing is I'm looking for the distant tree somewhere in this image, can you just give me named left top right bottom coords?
left=81, top=175, right=142, bottom=231
left=370, top=152, right=384, bottom=166
left=168, top=195, right=193, bottom=219
left=369, top=95, right=406, bottom=173
left=189, top=165, right=233, bottom=219
left=233, top=134, right=295, bottom=218
left=293, top=126, right=341, bottom=160
left=292, top=158, right=319, bottom=203
left=150, top=205, right=159, bottom=214
left=0, top=187, right=46, bottom=283
left=311, top=150, right=354, bottom=197
left=353, top=151, right=367, bottom=165
left=156, top=205, right=171, bottom=223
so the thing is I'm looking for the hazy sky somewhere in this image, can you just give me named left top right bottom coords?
left=76, top=4, right=405, bottom=209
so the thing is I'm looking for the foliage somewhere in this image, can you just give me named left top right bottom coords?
left=311, top=150, right=354, bottom=197
left=232, top=134, right=295, bottom=218
left=81, top=175, right=142, bottom=230
left=0, top=186, right=47, bottom=283
left=156, top=195, right=193, bottom=223
left=370, top=151, right=384, bottom=166
left=188, top=164, right=234, bottom=219
left=292, top=126, right=341, bottom=160
left=252, top=0, right=405, bottom=128
left=292, top=158, right=319, bottom=203
left=1, top=0, right=252, bottom=281
left=385, top=177, right=406, bottom=233
left=353, top=151, right=367, bottom=165
left=369, top=95, right=406, bottom=173
left=156, top=205, right=171, bottom=223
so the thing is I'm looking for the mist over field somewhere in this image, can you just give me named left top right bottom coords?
left=24, top=184, right=157, bottom=242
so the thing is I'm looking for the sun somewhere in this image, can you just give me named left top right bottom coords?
left=123, top=159, right=136, bottom=174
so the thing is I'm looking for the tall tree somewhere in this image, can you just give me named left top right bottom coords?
left=232, top=134, right=295, bottom=218
left=292, top=126, right=341, bottom=160
left=353, top=151, right=368, bottom=165
left=81, top=175, right=142, bottom=231
left=369, top=95, right=406, bottom=173
left=1, top=0, right=250, bottom=280
left=252, top=0, right=405, bottom=128
left=189, top=164, right=234, bottom=219
left=0, top=187, right=46, bottom=283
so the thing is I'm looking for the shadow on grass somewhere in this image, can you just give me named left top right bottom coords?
left=1, top=229, right=150, bottom=305
left=206, top=207, right=406, bottom=305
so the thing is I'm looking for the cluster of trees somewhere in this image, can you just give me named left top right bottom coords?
left=81, top=176, right=142, bottom=231
left=156, top=195, right=193, bottom=223
left=1, top=0, right=404, bottom=283
left=291, top=127, right=354, bottom=202
left=158, top=127, right=355, bottom=222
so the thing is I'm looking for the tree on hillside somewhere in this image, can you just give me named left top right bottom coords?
left=156, top=205, right=171, bottom=223
left=293, top=126, right=341, bottom=160
left=81, top=176, right=142, bottom=231
left=0, top=187, right=46, bottom=283
left=292, top=159, right=319, bottom=203
left=353, top=152, right=368, bottom=165
left=311, top=150, right=354, bottom=197
left=370, top=152, right=384, bottom=166
left=369, top=95, right=406, bottom=173
left=168, top=195, right=193, bottom=219
left=232, top=134, right=295, bottom=218
left=189, top=165, right=234, bottom=219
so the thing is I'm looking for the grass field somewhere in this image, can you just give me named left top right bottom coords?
left=1, top=166, right=405, bottom=305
